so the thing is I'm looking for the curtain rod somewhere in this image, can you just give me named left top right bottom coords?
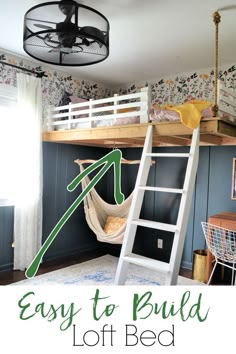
left=0, top=60, right=47, bottom=78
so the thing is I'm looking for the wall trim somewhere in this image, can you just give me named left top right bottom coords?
left=0, top=262, right=13, bottom=272
left=181, top=260, right=192, bottom=270
left=42, top=243, right=102, bottom=263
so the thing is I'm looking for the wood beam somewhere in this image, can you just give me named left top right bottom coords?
left=217, top=121, right=236, bottom=138
left=42, top=119, right=236, bottom=147
left=153, top=135, right=192, bottom=146
left=199, top=134, right=224, bottom=145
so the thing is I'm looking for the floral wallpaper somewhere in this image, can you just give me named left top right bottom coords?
left=0, top=52, right=112, bottom=119
left=1, top=50, right=236, bottom=116
left=115, top=64, right=236, bottom=106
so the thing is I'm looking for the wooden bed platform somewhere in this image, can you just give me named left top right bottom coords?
left=42, top=117, right=236, bottom=148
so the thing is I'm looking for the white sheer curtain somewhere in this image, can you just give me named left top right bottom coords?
left=13, top=73, right=43, bottom=270
left=0, top=84, right=17, bottom=206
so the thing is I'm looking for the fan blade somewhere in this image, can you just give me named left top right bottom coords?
left=27, top=17, right=57, bottom=25
left=78, top=27, right=105, bottom=48
left=48, top=49, right=60, bottom=53
left=48, top=47, right=78, bottom=55
left=45, top=38, right=61, bottom=46
left=91, top=40, right=103, bottom=48
left=82, top=38, right=90, bottom=47
left=73, top=37, right=100, bottom=48
left=78, top=39, right=103, bottom=48
left=34, top=24, right=53, bottom=30
left=71, top=49, right=83, bottom=54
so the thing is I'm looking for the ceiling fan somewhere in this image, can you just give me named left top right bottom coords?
left=23, top=0, right=110, bottom=66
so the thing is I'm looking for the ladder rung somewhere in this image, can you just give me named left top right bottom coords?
left=131, top=219, right=177, bottom=232
left=138, top=186, right=183, bottom=194
left=146, top=153, right=190, bottom=158
left=122, top=253, right=170, bottom=273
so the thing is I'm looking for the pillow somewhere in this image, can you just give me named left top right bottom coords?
left=93, top=103, right=113, bottom=127
left=150, top=108, right=179, bottom=122
left=113, top=116, right=140, bottom=125
left=114, top=107, right=139, bottom=125
left=150, top=101, right=213, bottom=122
left=185, top=100, right=213, bottom=118
left=103, top=216, right=127, bottom=234
left=201, top=106, right=213, bottom=118
left=69, top=96, right=89, bottom=118
left=70, top=95, right=87, bottom=104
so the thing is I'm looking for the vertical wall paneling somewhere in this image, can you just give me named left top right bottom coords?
left=191, top=147, right=210, bottom=252
left=207, top=146, right=236, bottom=217
left=181, top=147, right=210, bottom=269
left=181, top=178, right=196, bottom=270
left=42, top=142, right=108, bottom=262
left=0, top=206, right=14, bottom=271
left=137, top=153, right=156, bottom=257
left=152, top=146, right=189, bottom=264
left=106, top=145, right=236, bottom=270
left=1, top=144, right=236, bottom=272
left=42, top=142, right=58, bottom=243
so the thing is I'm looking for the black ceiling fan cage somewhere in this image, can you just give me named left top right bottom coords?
left=23, top=0, right=110, bottom=66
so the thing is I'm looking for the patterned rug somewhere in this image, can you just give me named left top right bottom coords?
left=12, top=255, right=203, bottom=286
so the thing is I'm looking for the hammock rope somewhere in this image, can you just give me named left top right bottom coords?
left=80, top=165, right=133, bottom=244
left=213, top=11, right=221, bottom=117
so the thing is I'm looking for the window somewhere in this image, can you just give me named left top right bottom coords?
left=0, top=84, right=17, bottom=206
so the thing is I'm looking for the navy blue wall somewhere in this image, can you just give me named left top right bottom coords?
left=0, top=206, right=14, bottom=271
left=42, top=142, right=109, bottom=261
left=1, top=144, right=236, bottom=272
left=106, top=145, right=236, bottom=269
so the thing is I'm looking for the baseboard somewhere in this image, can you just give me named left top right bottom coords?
left=181, top=260, right=192, bottom=270
left=0, top=262, right=13, bottom=272
left=42, top=243, right=105, bottom=263
left=0, top=249, right=192, bottom=273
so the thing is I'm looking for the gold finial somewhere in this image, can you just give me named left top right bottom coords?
left=213, top=11, right=221, bottom=25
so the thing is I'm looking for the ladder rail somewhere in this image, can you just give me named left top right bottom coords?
left=166, top=126, right=200, bottom=285
left=120, top=125, right=153, bottom=241
left=114, top=125, right=153, bottom=285
left=114, top=125, right=200, bottom=286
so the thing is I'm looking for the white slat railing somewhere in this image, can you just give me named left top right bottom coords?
left=44, top=87, right=149, bottom=130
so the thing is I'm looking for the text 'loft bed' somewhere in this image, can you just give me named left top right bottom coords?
left=42, top=11, right=236, bottom=148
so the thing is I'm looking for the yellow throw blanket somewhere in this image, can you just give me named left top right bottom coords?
left=164, top=100, right=212, bottom=129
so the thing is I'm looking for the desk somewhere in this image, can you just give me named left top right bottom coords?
left=206, top=211, right=236, bottom=282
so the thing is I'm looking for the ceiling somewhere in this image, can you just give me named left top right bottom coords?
left=0, top=0, right=236, bottom=87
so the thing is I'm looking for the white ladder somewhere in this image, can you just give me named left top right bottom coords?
left=114, top=124, right=199, bottom=285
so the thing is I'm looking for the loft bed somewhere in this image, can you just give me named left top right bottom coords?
left=42, top=82, right=236, bottom=148
left=42, top=12, right=236, bottom=148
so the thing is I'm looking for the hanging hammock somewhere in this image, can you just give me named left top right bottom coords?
left=80, top=165, right=133, bottom=244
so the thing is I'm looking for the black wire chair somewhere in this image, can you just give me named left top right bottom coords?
left=201, top=222, right=236, bottom=285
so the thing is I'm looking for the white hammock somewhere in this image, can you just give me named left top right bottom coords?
left=80, top=166, right=132, bottom=244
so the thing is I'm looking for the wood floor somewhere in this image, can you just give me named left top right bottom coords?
left=0, top=249, right=193, bottom=286
left=0, top=249, right=107, bottom=285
